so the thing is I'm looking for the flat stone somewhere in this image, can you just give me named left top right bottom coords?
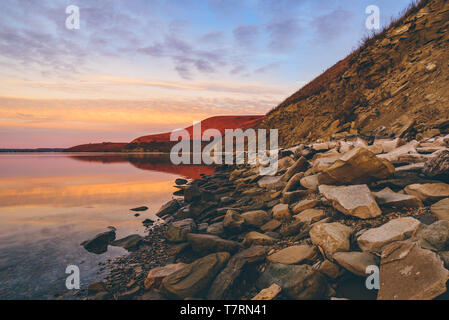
left=282, top=157, right=308, bottom=182
left=156, top=199, right=182, bottom=217
left=318, top=147, right=395, bottom=185
left=165, top=218, right=197, bottom=243
left=373, top=187, right=423, bottom=208
left=243, top=232, right=276, bottom=246
left=423, top=150, right=449, bottom=179
left=281, top=190, right=312, bottom=204
left=187, top=233, right=241, bottom=254
left=252, top=284, right=282, bottom=300
left=260, top=219, right=282, bottom=232
left=292, top=199, right=319, bottom=214
left=294, top=209, right=326, bottom=224
left=206, top=222, right=225, bottom=236
left=144, top=263, right=187, bottom=290
left=309, top=222, right=353, bottom=258
left=161, top=252, right=230, bottom=299
left=117, top=286, right=140, bottom=300
left=431, top=198, right=449, bottom=221
left=130, top=206, right=148, bottom=212
left=272, top=204, right=291, bottom=221
left=81, top=227, right=116, bottom=254
left=258, top=176, right=284, bottom=189
left=267, top=245, right=317, bottom=265
left=111, top=234, right=143, bottom=252
left=241, top=210, right=271, bottom=227
left=357, top=217, right=421, bottom=252
left=405, top=183, right=449, bottom=202
left=377, top=141, right=418, bottom=162
left=333, top=252, right=379, bottom=277
left=319, top=185, right=382, bottom=219
left=283, top=172, right=305, bottom=193
left=378, top=241, right=449, bottom=300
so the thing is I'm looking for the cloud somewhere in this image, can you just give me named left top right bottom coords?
left=266, top=18, right=303, bottom=52
left=233, top=25, right=260, bottom=48
left=311, top=9, right=354, bottom=42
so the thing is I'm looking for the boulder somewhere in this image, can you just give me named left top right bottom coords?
left=404, top=183, right=449, bottom=202
left=81, top=227, right=116, bottom=254
left=156, top=199, right=182, bottom=217
left=377, top=141, right=418, bottom=162
left=357, top=217, right=421, bottom=252
left=378, top=241, right=449, bottom=300
left=283, top=172, right=305, bottom=193
left=318, top=147, right=395, bottom=185
left=161, top=252, right=230, bottom=299
left=187, top=234, right=241, bottom=254
left=333, top=252, right=379, bottom=277
left=415, top=220, right=449, bottom=251
left=319, top=185, right=382, bottom=219
left=144, top=263, right=187, bottom=289
left=272, top=204, right=291, bottom=221
left=373, top=187, right=423, bottom=208
left=300, top=175, right=320, bottom=191
left=223, top=210, right=245, bottom=233
left=267, top=245, right=317, bottom=265
left=423, top=150, right=449, bottom=179
left=292, top=199, right=319, bottom=214
left=241, top=210, right=271, bottom=227
left=294, top=209, right=326, bottom=224
left=260, top=219, right=282, bottom=232
left=282, top=157, right=308, bottom=182
left=318, top=260, right=344, bottom=279
left=111, top=234, right=143, bottom=251
left=243, top=232, right=276, bottom=246
left=165, top=218, right=197, bottom=243
left=130, top=206, right=148, bottom=212
left=207, top=246, right=267, bottom=300
left=431, top=198, right=449, bottom=221
left=206, top=222, right=225, bottom=236
left=252, top=284, right=282, bottom=300
left=309, top=223, right=352, bottom=258
left=257, top=263, right=328, bottom=300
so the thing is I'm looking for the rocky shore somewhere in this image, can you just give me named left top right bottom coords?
left=85, top=134, right=449, bottom=300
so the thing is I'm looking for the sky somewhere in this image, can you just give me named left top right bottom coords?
left=0, top=0, right=416, bottom=148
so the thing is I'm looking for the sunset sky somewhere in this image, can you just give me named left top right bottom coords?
left=0, top=0, right=415, bottom=148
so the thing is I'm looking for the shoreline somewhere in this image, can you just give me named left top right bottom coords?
left=82, top=134, right=449, bottom=300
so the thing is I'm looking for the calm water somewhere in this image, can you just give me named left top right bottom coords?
left=0, top=153, right=213, bottom=300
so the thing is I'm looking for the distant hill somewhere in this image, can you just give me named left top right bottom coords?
left=65, top=115, right=265, bottom=152
left=260, top=0, right=449, bottom=147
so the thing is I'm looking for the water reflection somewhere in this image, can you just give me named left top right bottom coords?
left=0, top=153, right=213, bottom=299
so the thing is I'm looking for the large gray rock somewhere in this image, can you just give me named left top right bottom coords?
left=378, top=241, right=449, bottom=300
left=207, top=246, right=267, bottom=300
left=156, top=199, right=182, bottom=217
left=357, top=217, right=421, bottom=252
left=333, top=252, right=379, bottom=277
left=111, top=234, right=143, bottom=252
left=267, top=245, right=317, bottom=265
left=309, top=222, right=352, bottom=258
left=318, top=147, right=395, bottom=185
left=404, top=183, right=449, bottom=203
left=241, top=210, right=271, bottom=227
left=415, top=220, right=449, bottom=251
left=373, top=187, right=423, bottom=208
left=81, top=227, right=116, bottom=254
left=187, top=233, right=242, bottom=255
left=431, top=198, right=449, bottom=221
left=319, top=185, right=382, bottom=219
left=257, top=263, right=328, bottom=300
left=161, top=252, right=230, bottom=299
left=165, top=218, right=197, bottom=243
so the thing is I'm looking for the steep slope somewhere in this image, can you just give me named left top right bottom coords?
left=261, top=0, right=449, bottom=148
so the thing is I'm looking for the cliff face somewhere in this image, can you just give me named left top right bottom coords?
left=261, top=0, right=449, bottom=148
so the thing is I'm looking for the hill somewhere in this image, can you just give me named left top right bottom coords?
left=260, top=0, right=449, bottom=147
